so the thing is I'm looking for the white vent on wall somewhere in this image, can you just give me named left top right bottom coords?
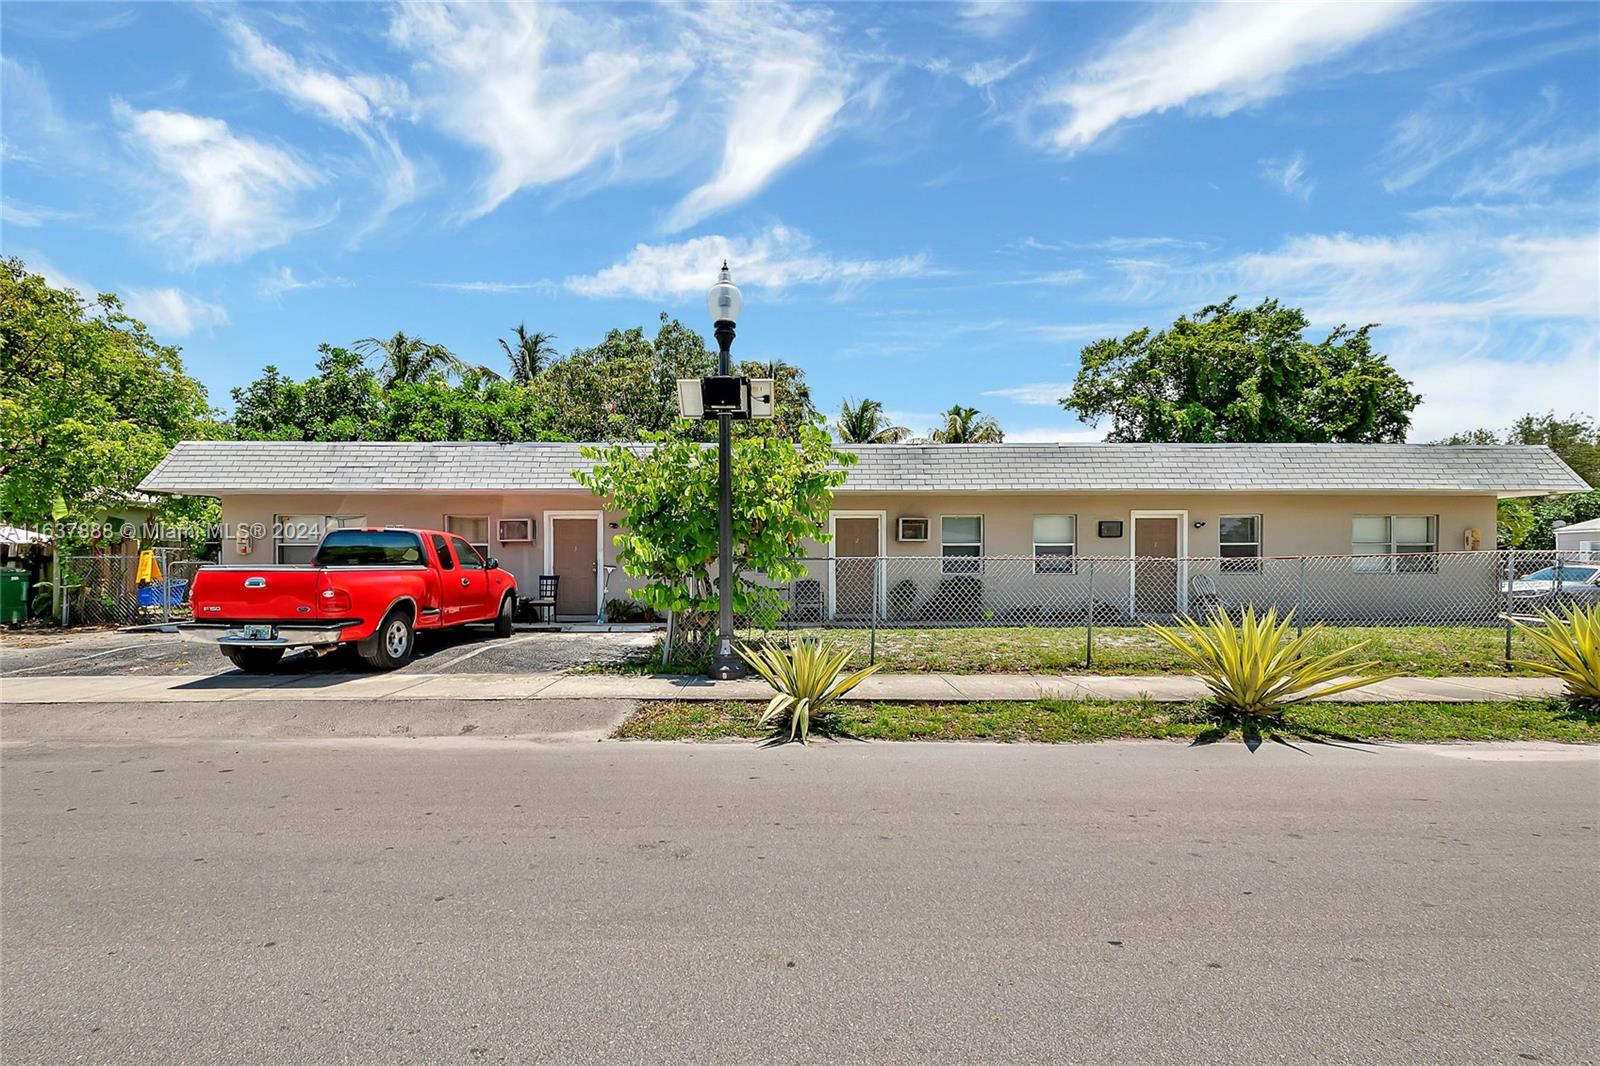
left=897, top=517, right=929, bottom=542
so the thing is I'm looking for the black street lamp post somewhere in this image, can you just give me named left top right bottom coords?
left=707, top=263, right=744, bottom=680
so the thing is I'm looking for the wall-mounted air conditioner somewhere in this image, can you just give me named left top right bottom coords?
left=897, top=517, right=929, bottom=542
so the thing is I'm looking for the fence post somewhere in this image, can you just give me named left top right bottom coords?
left=1295, top=556, right=1308, bottom=637
left=1503, top=551, right=1514, bottom=667
left=159, top=547, right=171, bottom=624
left=869, top=556, right=878, bottom=666
left=1085, top=559, right=1095, bottom=669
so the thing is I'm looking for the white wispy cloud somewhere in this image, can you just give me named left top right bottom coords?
left=222, top=17, right=418, bottom=238
left=981, top=381, right=1074, bottom=406
left=390, top=2, right=687, bottom=221
left=664, top=5, right=852, bottom=232
left=0, top=198, right=74, bottom=227
left=1000, top=426, right=1105, bottom=443
left=223, top=18, right=409, bottom=130
left=1042, top=2, right=1417, bottom=152
left=422, top=280, right=559, bottom=295
left=123, top=286, right=229, bottom=337
left=1261, top=150, right=1314, bottom=202
left=1378, top=95, right=1496, bottom=193
left=259, top=266, right=353, bottom=299
left=1457, top=132, right=1600, bottom=199
left=564, top=225, right=933, bottom=299
left=956, top=2, right=1031, bottom=40
left=113, top=100, right=321, bottom=263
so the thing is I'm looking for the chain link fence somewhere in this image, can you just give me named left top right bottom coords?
left=652, top=549, right=1598, bottom=668
left=57, top=548, right=208, bottom=627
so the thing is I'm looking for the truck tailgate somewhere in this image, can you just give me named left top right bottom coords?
left=190, top=567, right=324, bottom=622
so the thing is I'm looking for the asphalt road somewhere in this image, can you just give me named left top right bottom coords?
left=3, top=737, right=1596, bottom=1065
left=0, top=626, right=656, bottom=677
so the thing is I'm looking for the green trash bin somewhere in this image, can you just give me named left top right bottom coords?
left=0, top=570, right=29, bottom=625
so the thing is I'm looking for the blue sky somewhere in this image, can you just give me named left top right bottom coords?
left=3, top=1, right=1596, bottom=442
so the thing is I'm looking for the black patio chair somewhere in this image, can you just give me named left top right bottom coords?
left=522, top=575, right=559, bottom=623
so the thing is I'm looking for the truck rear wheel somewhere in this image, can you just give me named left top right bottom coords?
left=222, top=647, right=284, bottom=674
left=360, top=608, right=415, bottom=670
left=494, top=593, right=515, bottom=638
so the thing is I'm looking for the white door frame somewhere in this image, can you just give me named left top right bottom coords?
left=1129, top=510, right=1188, bottom=617
left=827, top=510, right=887, bottom=619
left=543, top=510, right=605, bottom=622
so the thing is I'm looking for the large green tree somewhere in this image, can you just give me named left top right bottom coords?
left=230, top=346, right=562, bottom=443
left=574, top=422, right=851, bottom=632
left=354, top=331, right=469, bottom=387
left=929, top=404, right=1003, bottom=443
left=834, top=397, right=910, bottom=444
left=1062, top=297, right=1420, bottom=443
left=0, top=258, right=215, bottom=526
left=498, top=324, right=558, bottom=385
left=532, top=314, right=817, bottom=442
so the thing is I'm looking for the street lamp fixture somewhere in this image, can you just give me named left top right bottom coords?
left=707, top=262, right=744, bottom=680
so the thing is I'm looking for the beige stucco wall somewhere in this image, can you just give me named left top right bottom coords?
left=215, top=489, right=1502, bottom=622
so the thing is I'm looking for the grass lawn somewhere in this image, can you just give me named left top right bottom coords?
left=614, top=697, right=1600, bottom=744
left=600, top=624, right=1542, bottom=677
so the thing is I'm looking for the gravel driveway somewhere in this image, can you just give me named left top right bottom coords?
left=0, top=626, right=658, bottom=678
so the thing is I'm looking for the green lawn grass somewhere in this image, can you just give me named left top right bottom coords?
left=594, top=624, right=1542, bottom=677
left=614, top=697, right=1600, bottom=744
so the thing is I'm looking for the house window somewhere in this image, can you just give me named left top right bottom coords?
left=1352, top=515, right=1438, bottom=573
left=1219, top=515, right=1262, bottom=572
left=1032, top=515, right=1076, bottom=573
left=275, top=514, right=366, bottom=564
left=445, top=515, right=490, bottom=561
left=941, top=515, right=983, bottom=574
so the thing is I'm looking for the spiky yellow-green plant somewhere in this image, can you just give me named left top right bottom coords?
left=1509, top=604, right=1600, bottom=704
left=736, top=636, right=881, bottom=744
left=1144, top=606, right=1394, bottom=718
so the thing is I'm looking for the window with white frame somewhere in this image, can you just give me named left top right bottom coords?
left=1219, top=515, right=1262, bottom=572
left=941, top=515, right=983, bottom=574
left=1352, top=515, right=1437, bottom=573
left=274, top=514, right=366, bottom=564
left=445, top=515, right=490, bottom=561
left=1032, top=515, right=1076, bottom=573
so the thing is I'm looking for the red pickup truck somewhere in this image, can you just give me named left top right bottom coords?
left=181, top=527, right=518, bottom=672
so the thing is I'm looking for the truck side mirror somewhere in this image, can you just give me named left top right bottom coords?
left=486, top=557, right=500, bottom=570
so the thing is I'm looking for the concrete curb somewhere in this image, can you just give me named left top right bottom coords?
left=0, top=671, right=1566, bottom=705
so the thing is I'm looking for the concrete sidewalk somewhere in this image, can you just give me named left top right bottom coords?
left=0, top=670, right=1565, bottom=704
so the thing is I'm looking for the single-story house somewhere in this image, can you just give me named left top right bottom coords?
left=1554, top=516, right=1600, bottom=558
left=139, top=441, right=1587, bottom=623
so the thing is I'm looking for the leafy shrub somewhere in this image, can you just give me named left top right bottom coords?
left=1144, top=606, right=1392, bottom=720
left=29, top=580, right=54, bottom=620
left=1510, top=604, right=1600, bottom=704
left=605, top=597, right=661, bottom=624
left=736, top=636, right=881, bottom=743
left=889, top=579, right=918, bottom=620
left=919, top=576, right=984, bottom=622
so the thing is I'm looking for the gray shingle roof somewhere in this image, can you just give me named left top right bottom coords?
left=139, top=441, right=1589, bottom=497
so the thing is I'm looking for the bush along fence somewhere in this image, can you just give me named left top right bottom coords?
left=55, top=548, right=208, bottom=627
left=657, top=549, right=1599, bottom=668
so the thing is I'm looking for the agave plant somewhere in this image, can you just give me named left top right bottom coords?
left=1144, top=606, right=1394, bottom=721
left=1509, top=604, right=1600, bottom=704
left=735, top=636, right=881, bottom=744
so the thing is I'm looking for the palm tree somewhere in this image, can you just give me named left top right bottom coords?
left=499, top=324, right=558, bottom=385
left=353, top=331, right=468, bottom=387
left=928, top=404, right=1004, bottom=444
left=834, top=397, right=910, bottom=444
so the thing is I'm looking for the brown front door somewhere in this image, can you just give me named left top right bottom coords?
left=551, top=518, right=598, bottom=620
left=1134, top=516, right=1181, bottom=615
left=834, top=517, right=880, bottom=617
